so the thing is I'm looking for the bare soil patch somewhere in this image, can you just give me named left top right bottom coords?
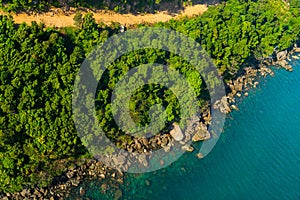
left=0, top=4, right=207, bottom=27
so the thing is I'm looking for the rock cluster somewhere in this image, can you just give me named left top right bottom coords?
left=0, top=159, right=124, bottom=200
left=170, top=124, right=184, bottom=141
left=213, top=58, right=282, bottom=116
left=214, top=42, right=300, bottom=117
left=192, top=122, right=211, bottom=142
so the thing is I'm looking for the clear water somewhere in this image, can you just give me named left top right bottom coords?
left=75, top=59, right=300, bottom=199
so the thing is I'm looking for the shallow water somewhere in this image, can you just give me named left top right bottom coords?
left=73, top=59, right=300, bottom=199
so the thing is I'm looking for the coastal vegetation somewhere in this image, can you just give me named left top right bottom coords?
left=0, top=0, right=300, bottom=194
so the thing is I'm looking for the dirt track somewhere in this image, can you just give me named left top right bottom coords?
left=0, top=5, right=207, bottom=27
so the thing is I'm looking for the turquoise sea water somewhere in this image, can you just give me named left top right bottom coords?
left=74, top=59, right=300, bottom=199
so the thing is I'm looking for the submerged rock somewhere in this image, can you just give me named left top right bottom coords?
left=100, top=183, right=109, bottom=193
left=79, top=187, right=85, bottom=196
left=112, top=155, right=127, bottom=166
left=114, top=189, right=123, bottom=200
left=145, top=179, right=151, bottom=186
left=162, top=145, right=171, bottom=152
left=196, top=153, right=204, bottom=159
left=138, top=154, right=149, bottom=167
left=160, top=160, right=164, bottom=166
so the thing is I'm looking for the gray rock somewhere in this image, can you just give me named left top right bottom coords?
left=170, top=123, right=184, bottom=141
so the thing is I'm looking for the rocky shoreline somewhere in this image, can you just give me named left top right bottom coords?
left=0, top=159, right=125, bottom=200
left=1, top=44, right=299, bottom=200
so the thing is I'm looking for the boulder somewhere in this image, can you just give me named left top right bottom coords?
left=156, top=137, right=161, bottom=146
left=170, top=123, right=184, bottom=141
left=20, top=189, right=29, bottom=197
left=182, top=145, right=194, bottom=152
left=66, top=170, right=74, bottom=179
left=196, top=153, right=204, bottom=159
left=99, top=174, right=105, bottom=179
left=192, top=123, right=210, bottom=142
left=276, top=50, right=288, bottom=61
left=141, top=137, right=149, bottom=147
left=162, top=145, right=171, bottom=152
left=213, top=96, right=231, bottom=114
left=35, top=190, right=42, bottom=198
left=161, top=137, right=169, bottom=146
left=231, top=88, right=237, bottom=96
left=235, top=82, right=243, bottom=91
left=231, top=105, right=238, bottom=111
left=79, top=187, right=85, bottom=196
left=134, top=140, right=142, bottom=150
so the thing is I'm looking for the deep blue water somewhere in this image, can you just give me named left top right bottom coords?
left=76, top=59, right=300, bottom=199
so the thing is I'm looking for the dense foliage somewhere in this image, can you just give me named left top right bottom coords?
left=157, top=0, right=300, bottom=78
left=0, top=14, right=118, bottom=192
left=0, top=0, right=300, bottom=193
